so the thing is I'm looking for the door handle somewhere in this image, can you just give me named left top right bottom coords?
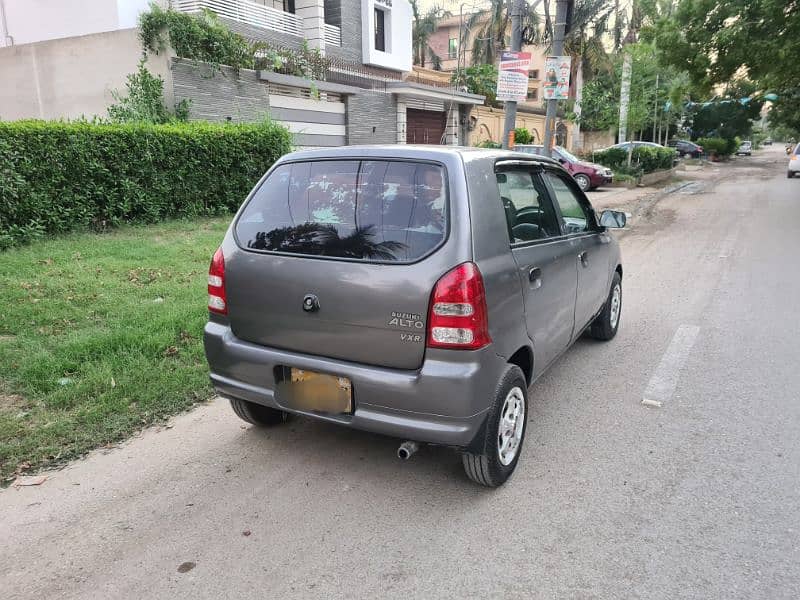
left=578, top=251, right=588, bottom=267
left=528, top=267, right=542, bottom=289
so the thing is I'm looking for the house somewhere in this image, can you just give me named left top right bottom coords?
left=0, top=0, right=483, bottom=147
left=426, top=11, right=547, bottom=110
left=423, top=9, right=578, bottom=149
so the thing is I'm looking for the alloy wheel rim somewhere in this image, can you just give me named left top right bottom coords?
left=497, top=387, right=525, bottom=466
left=609, top=283, right=621, bottom=329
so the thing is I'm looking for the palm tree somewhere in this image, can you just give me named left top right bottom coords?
left=410, top=0, right=442, bottom=68
left=467, top=1, right=508, bottom=67
left=467, top=1, right=546, bottom=67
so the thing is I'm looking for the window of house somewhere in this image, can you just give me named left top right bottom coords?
left=448, top=37, right=458, bottom=59
left=283, top=0, right=295, bottom=13
left=527, top=88, right=538, bottom=100
left=374, top=8, right=386, bottom=52
left=528, top=69, right=539, bottom=80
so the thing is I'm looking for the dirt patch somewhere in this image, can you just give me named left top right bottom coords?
left=0, top=393, right=27, bottom=411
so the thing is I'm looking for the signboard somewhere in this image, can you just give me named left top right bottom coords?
left=543, top=55, right=571, bottom=100
left=496, top=51, right=532, bottom=102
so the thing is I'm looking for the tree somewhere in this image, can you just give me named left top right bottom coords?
left=108, top=60, right=190, bottom=124
left=410, top=0, right=443, bottom=68
left=467, top=1, right=545, bottom=66
left=452, top=64, right=499, bottom=107
left=687, top=81, right=765, bottom=141
left=569, top=72, right=619, bottom=131
left=644, top=0, right=799, bottom=131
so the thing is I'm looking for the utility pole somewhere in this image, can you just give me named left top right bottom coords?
left=543, top=0, right=570, bottom=157
left=501, top=0, right=524, bottom=149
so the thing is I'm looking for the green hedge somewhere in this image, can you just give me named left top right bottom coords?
left=0, top=120, right=292, bottom=249
left=696, top=137, right=739, bottom=157
left=592, top=145, right=676, bottom=174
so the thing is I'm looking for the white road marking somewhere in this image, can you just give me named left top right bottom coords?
left=642, top=325, right=700, bottom=406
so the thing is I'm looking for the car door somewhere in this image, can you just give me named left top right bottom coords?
left=542, top=169, right=612, bottom=336
left=495, top=166, right=577, bottom=374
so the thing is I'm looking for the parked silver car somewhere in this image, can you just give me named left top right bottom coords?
left=204, top=146, right=626, bottom=486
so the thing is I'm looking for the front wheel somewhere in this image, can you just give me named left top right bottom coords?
left=462, top=365, right=528, bottom=487
left=574, top=173, right=591, bottom=192
left=590, top=271, right=622, bottom=341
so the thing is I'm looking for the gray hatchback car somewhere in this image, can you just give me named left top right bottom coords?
left=204, top=146, right=625, bottom=486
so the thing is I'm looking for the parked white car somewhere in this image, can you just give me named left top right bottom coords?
left=736, top=140, right=752, bottom=156
left=788, top=143, right=800, bottom=178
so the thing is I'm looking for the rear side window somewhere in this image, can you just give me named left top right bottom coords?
left=235, top=160, right=448, bottom=262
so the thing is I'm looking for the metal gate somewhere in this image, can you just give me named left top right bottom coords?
left=406, top=108, right=447, bottom=144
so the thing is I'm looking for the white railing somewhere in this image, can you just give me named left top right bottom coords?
left=323, top=24, right=341, bottom=47
left=174, top=0, right=303, bottom=38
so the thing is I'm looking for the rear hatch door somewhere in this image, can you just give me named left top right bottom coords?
left=226, top=158, right=451, bottom=370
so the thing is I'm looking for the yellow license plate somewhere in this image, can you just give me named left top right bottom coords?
left=281, top=368, right=352, bottom=414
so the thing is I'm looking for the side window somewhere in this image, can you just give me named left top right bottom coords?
left=496, top=169, right=561, bottom=243
left=543, top=171, right=593, bottom=234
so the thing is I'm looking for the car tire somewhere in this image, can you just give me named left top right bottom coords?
left=574, top=174, right=591, bottom=192
left=590, top=271, right=622, bottom=341
left=230, top=397, right=291, bottom=426
left=462, top=365, right=528, bottom=487
left=789, top=171, right=795, bottom=179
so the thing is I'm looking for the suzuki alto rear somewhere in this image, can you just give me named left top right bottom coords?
left=204, top=146, right=625, bottom=486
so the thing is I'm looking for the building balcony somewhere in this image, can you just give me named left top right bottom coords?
left=173, top=0, right=341, bottom=46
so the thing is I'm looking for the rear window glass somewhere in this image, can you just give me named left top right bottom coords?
left=235, top=160, right=448, bottom=262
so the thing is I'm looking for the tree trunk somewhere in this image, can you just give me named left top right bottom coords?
left=618, top=50, right=633, bottom=165
left=571, top=57, right=584, bottom=152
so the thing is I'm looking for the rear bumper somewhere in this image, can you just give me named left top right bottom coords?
left=204, top=321, right=505, bottom=447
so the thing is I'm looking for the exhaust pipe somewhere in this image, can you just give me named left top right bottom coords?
left=397, top=441, right=419, bottom=460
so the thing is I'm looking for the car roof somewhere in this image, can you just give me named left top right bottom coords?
left=277, top=144, right=560, bottom=166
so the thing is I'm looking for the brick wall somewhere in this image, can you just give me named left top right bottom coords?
left=326, top=0, right=361, bottom=62
left=346, top=91, right=397, bottom=144
left=172, top=59, right=271, bottom=123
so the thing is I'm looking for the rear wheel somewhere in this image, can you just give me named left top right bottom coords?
left=590, top=271, right=622, bottom=341
left=462, top=365, right=528, bottom=487
left=574, top=173, right=591, bottom=192
left=230, top=398, right=291, bottom=426
left=789, top=171, right=795, bottom=179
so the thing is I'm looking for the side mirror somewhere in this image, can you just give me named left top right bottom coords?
left=558, top=158, right=567, bottom=165
left=599, top=210, right=626, bottom=228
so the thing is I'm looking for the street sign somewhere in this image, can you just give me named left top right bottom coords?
left=496, top=51, right=532, bottom=102
left=543, top=55, right=571, bottom=100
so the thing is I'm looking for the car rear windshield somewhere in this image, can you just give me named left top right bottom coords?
left=235, top=160, right=448, bottom=262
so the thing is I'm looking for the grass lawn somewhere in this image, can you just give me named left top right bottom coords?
left=0, top=217, right=230, bottom=481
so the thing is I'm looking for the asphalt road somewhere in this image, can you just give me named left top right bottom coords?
left=2, top=146, right=798, bottom=599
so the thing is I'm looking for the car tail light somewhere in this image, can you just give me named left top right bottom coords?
left=208, top=247, right=227, bottom=315
left=427, top=262, right=491, bottom=350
